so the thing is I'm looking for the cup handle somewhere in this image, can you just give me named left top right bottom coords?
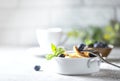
left=57, top=32, right=68, bottom=46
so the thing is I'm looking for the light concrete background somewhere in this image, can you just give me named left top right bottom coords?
left=0, top=0, right=120, bottom=47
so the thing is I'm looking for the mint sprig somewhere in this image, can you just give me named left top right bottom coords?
left=46, top=43, right=65, bottom=60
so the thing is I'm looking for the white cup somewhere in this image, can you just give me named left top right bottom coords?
left=36, top=28, right=67, bottom=51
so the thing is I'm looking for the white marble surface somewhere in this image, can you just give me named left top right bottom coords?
left=0, top=47, right=120, bottom=81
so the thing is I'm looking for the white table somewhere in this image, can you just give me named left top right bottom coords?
left=0, top=47, right=120, bottom=81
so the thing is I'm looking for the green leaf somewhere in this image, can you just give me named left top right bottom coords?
left=45, top=54, right=55, bottom=60
left=51, top=43, right=57, bottom=53
left=85, top=39, right=93, bottom=45
left=67, top=30, right=79, bottom=38
left=114, top=23, right=120, bottom=31
left=46, top=43, right=65, bottom=60
left=56, top=48, right=65, bottom=55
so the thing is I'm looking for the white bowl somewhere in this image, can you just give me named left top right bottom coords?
left=45, top=57, right=100, bottom=75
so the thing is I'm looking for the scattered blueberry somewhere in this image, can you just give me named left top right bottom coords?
left=89, top=53, right=96, bottom=57
left=34, top=65, right=41, bottom=71
left=58, top=54, right=65, bottom=58
left=93, top=42, right=108, bottom=48
left=78, top=43, right=86, bottom=51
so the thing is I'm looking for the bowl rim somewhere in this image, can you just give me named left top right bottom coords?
left=53, top=56, right=98, bottom=60
left=87, top=44, right=114, bottom=49
left=108, top=44, right=114, bottom=48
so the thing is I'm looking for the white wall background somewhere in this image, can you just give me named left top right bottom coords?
left=0, top=0, right=120, bottom=47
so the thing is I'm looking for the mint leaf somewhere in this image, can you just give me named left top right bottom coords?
left=45, top=54, right=55, bottom=60
left=54, top=47, right=65, bottom=56
left=57, top=47, right=65, bottom=54
left=46, top=43, right=65, bottom=60
left=51, top=43, right=57, bottom=53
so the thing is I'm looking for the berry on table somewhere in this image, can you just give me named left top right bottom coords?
left=34, top=65, right=41, bottom=71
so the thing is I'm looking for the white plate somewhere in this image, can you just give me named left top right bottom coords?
left=26, top=47, right=52, bottom=56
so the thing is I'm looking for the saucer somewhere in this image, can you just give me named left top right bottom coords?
left=26, top=47, right=52, bottom=56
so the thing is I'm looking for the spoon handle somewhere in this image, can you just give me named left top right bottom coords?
left=82, top=50, right=120, bottom=68
left=98, top=53, right=120, bottom=68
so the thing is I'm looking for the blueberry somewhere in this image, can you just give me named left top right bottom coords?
left=58, top=54, right=65, bottom=58
left=94, top=43, right=99, bottom=48
left=78, top=43, right=86, bottom=51
left=94, top=42, right=108, bottom=48
left=89, top=53, right=96, bottom=57
left=34, top=65, right=41, bottom=71
left=104, top=43, right=108, bottom=48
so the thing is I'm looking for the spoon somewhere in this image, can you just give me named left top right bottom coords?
left=81, top=50, right=120, bottom=68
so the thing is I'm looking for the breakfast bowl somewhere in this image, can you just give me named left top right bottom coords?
left=43, top=43, right=120, bottom=75
left=44, top=44, right=102, bottom=75
left=86, top=41, right=114, bottom=57
left=46, top=43, right=100, bottom=75
left=46, top=56, right=100, bottom=75
left=86, top=44, right=114, bottom=57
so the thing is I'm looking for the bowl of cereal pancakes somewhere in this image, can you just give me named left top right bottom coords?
left=87, top=42, right=114, bottom=57
left=45, top=43, right=101, bottom=75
